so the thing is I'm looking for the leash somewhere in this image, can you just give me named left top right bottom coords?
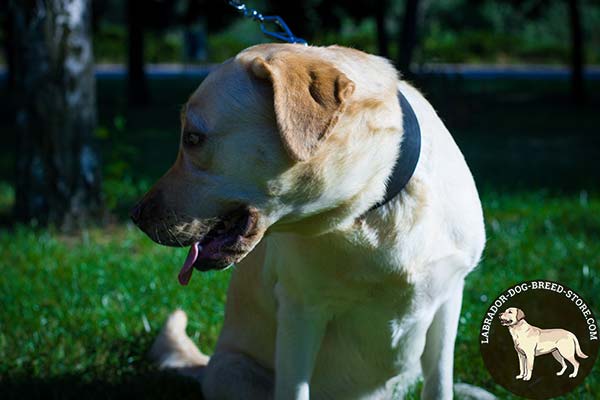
left=226, top=1, right=421, bottom=210
left=226, top=1, right=307, bottom=45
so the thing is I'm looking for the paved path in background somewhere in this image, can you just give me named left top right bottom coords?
left=418, top=63, right=600, bottom=80
left=1, top=63, right=600, bottom=80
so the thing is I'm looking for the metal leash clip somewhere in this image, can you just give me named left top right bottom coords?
left=227, top=1, right=308, bottom=45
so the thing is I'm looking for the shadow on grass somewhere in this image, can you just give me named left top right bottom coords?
left=0, top=334, right=206, bottom=400
left=0, top=371, right=203, bottom=400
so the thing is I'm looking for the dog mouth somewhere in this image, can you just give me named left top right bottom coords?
left=177, top=207, right=262, bottom=285
left=499, top=317, right=512, bottom=326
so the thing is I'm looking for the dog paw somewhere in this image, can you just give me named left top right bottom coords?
left=515, top=375, right=523, bottom=380
left=522, top=376, right=531, bottom=381
left=568, top=373, right=577, bottom=378
left=165, top=308, right=188, bottom=334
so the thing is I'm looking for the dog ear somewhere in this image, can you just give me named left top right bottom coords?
left=516, top=308, right=525, bottom=321
left=249, top=54, right=355, bottom=161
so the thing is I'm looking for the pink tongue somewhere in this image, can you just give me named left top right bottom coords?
left=178, top=242, right=199, bottom=286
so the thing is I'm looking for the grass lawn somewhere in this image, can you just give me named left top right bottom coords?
left=0, top=191, right=598, bottom=399
left=1, top=76, right=599, bottom=398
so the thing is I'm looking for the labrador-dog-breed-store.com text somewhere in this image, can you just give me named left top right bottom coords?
left=131, top=44, right=487, bottom=400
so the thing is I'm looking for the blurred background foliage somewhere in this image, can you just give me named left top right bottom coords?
left=74, top=0, right=600, bottom=65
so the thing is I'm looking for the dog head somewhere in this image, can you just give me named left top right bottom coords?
left=499, top=307, right=526, bottom=326
left=131, top=44, right=401, bottom=283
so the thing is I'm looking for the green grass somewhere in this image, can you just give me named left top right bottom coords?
left=0, top=190, right=598, bottom=399
left=0, top=223, right=230, bottom=399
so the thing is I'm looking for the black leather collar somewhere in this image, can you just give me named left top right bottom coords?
left=369, top=90, right=421, bottom=211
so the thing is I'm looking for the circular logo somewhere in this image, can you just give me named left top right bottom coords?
left=479, top=280, right=598, bottom=399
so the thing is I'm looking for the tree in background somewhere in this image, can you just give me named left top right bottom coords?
left=398, top=0, right=424, bottom=76
left=267, top=0, right=316, bottom=41
left=1, top=2, right=15, bottom=91
left=567, top=0, right=586, bottom=105
left=375, top=0, right=390, bottom=57
left=10, top=0, right=103, bottom=229
left=127, top=0, right=149, bottom=106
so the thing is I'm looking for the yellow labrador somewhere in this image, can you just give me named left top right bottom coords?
left=131, top=44, right=488, bottom=399
left=499, top=307, right=588, bottom=381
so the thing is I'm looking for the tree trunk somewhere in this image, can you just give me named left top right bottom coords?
left=127, top=0, right=149, bottom=106
left=375, top=0, right=389, bottom=57
left=11, top=0, right=103, bottom=229
left=398, top=0, right=422, bottom=77
left=2, top=3, right=16, bottom=91
left=267, top=0, right=311, bottom=41
left=567, top=0, right=585, bottom=105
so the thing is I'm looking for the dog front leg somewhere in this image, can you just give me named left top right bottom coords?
left=421, top=280, right=464, bottom=400
left=516, top=351, right=526, bottom=379
left=523, top=350, right=535, bottom=381
left=274, top=283, right=329, bottom=400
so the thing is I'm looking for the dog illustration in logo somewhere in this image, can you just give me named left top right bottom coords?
left=499, top=307, right=588, bottom=381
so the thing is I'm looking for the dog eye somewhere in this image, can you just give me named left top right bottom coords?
left=183, top=131, right=206, bottom=147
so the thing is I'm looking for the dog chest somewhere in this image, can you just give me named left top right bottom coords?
left=306, top=288, right=437, bottom=398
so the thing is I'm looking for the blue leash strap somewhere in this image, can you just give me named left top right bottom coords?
left=227, top=1, right=308, bottom=45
